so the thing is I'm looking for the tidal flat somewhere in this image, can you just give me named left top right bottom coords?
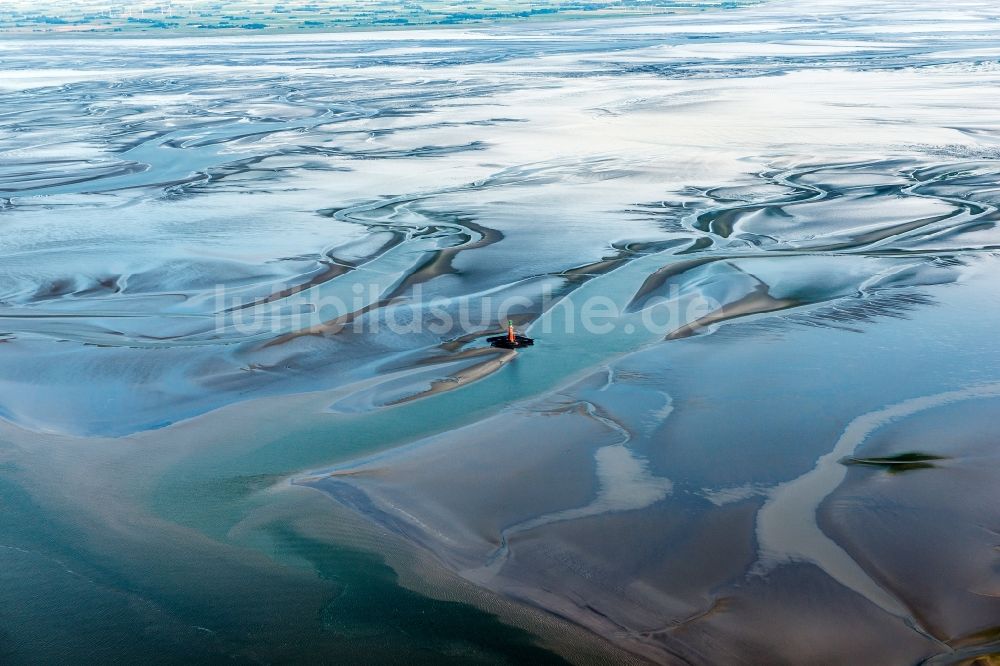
left=1, top=0, right=1000, bottom=663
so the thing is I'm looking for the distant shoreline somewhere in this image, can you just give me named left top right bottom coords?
left=0, top=3, right=758, bottom=41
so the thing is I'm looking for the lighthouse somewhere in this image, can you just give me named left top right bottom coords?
left=488, top=319, right=535, bottom=349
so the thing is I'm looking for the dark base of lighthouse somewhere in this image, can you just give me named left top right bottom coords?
left=487, top=334, right=535, bottom=349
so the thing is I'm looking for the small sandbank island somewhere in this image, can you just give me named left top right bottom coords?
left=0, top=0, right=998, bottom=663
